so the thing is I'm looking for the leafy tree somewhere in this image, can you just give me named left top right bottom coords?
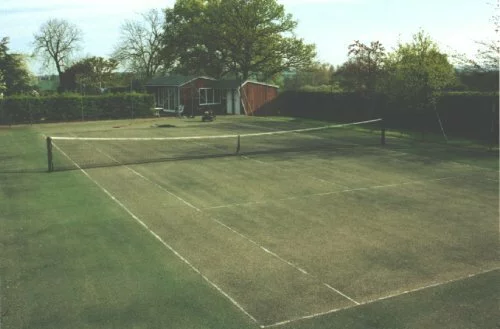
left=283, top=62, right=335, bottom=90
left=0, top=37, right=34, bottom=95
left=163, top=0, right=226, bottom=77
left=163, top=0, right=316, bottom=80
left=112, top=9, right=169, bottom=78
left=60, top=56, right=118, bottom=93
left=334, top=40, right=386, bottom=93
left=32, top=19, right=82, bottom=85
left=381, top=31, right=457, bottom=111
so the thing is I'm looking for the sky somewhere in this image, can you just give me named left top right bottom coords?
left=1, top=0, right=496, bottom=74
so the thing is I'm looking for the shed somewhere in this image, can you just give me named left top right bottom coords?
left=145, top=75, right=278, bottom=116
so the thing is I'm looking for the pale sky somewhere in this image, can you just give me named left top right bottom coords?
left=1, top=0, right=496, bottom=74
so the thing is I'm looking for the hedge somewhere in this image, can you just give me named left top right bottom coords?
left=0, top=93, right=155, bottom=125
left=256, top=91, right=499, bottom=143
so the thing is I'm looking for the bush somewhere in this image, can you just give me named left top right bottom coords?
left=0, top=93, right=155, bottom=124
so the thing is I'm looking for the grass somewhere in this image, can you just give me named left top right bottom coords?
left=1, top=116, right=498, bottom=328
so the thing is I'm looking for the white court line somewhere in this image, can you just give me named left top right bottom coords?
left=186, top=134, right=350, bottom=188
left=210, top=217, right=309, bottom=275
left=92, top=146, right=201, bottom=212
left=51, top=141, right=259, bottom=324
left=260, top=267, right=499, bottom=328
left=381, top=143, right=499, bottom=173
left=209, top=216, right=360, bottom=304
left=203, top=176, right=462, bottom=210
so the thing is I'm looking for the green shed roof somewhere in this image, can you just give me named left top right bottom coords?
left=145, top=75, right=215, bottom=87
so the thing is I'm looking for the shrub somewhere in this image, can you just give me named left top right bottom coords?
left=0, top=93, right=155, bottom=124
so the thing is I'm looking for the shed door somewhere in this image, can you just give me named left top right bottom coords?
left=226, top=90, right=241, bottom=115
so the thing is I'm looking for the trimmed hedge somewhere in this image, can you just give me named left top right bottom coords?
left=256, top=91, right=499, bottom=143
left=0, top=93, right=155, bottom=125
left=257, top=91, right=385, bottom=122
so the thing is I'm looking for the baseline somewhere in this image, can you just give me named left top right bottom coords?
left=260, top=267, right=499, bottom=328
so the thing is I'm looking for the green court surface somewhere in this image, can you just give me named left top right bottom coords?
left=1, top=116, right=498, bottom=329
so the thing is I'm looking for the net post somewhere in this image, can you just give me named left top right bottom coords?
left=236, top=135, right=241, bottom=154
left=381, top=119, right=386, bottom=146
left=46, top=136, right=54, bottom=172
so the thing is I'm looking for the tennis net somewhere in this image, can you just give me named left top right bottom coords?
left=46, top=118, right=384, bottom=172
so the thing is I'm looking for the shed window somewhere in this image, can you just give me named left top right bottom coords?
left=199, top=88, right=221, bottom=105
left=156, top=87, right=178, bottom=109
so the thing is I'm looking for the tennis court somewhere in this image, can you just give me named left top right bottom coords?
left=2, top=116, right=498, bottom=328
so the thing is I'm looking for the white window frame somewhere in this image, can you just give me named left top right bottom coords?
left=199, top=88, right=221, bottom=105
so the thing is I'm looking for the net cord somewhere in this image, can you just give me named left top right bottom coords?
left=49, top=118, right=382, bottom=141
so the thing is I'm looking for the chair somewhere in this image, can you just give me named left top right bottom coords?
left=176, top=104, right=185, bottom=118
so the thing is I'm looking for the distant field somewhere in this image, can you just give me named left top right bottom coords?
left=1, top=116, right=498, bottom=329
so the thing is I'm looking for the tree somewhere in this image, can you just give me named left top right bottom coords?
left=473, top=1, right=499, bottom=71
left=60, top=56, right=118, bottom=93
left=33, top=19, right=82, bottom=84
left=0, top=37, right=34, bottom=95
left=283, top=62, right=335, bottom=90
left=381, top=31, right=457, bottom=111
left=163, top=0, right=316, bottom=80
left=448, top=2, right=498, bottom=91
left=334, top=40, right=386, bottom=93
left=0, top=37, right=7, bottom=96
left=112, top=9, right=168, bottom=78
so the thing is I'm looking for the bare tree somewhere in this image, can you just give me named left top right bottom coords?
left=475, top=0, right=499, bottom=70
left=33, top=19, right=82, bottom=83
left=112, top=9, right=168, bottom=78
left=449, top=1, right=499, bottom=71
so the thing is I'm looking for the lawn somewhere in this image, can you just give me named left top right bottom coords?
left=1, top=116, right=498, bottom=328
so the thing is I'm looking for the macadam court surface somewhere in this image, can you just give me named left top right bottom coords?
left=1, top=116, right=498, bottom=328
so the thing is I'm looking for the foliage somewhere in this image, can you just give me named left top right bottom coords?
left=60, top=56, right=118, bottom=93
left=0, top=37, right=34, bottom=96
left=334, top=40, right=386, bottom=93
left=283, top=63, right=334, bottom=90
left=0, top=93, right=154, bottom=124
left=163, top=0, right=316, bottom=80
left=380, top=31, right=457, bottom=111
left=163, top=0, right=225, bottom=77
left=112, top=9, right=168, bottom=78
left=298, top=84, right=342, bottom=93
